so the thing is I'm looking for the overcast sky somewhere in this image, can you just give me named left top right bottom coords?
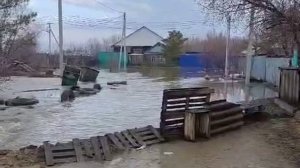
left=29, top=0, right=245, bottom=51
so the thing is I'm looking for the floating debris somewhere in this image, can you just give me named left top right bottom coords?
left=107, top=81, right=127, bottom=86
left=5, top=97, right=39, bottom=106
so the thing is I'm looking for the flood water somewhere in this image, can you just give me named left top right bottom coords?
left=0, top=67, right=277, bottom=149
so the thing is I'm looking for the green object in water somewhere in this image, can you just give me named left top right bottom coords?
left=62, top=66, right=81, bottom=86
left=292, top=48, right=299, bottom=67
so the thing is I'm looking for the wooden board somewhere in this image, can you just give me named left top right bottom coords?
left=106, top=133, right=125, bottom=150
left=128, top=129, right=145, bottom=146
left=82, top=140, right=93, bottom=158
left=44, top=141, right=54, bottom=166
left=44, top=141, right=77, bottom=166
left=114, top=132, right=130, bottom=148
left=121, top=130, right=140, bottom=148
left=134, top=126, right=165, bottom=145
left=99, top=136, right=112, bottom=161
left=73, top=139, right=84, bottom=162
left=90, top=137, right=103, bottom=161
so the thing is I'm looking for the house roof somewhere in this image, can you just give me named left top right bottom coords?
left=145, top=42, right=165, bottom=54
left=113, top=26, right=164, bottom=47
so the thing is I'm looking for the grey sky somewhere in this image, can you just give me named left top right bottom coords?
left=29, top=0, right=245, bottom=51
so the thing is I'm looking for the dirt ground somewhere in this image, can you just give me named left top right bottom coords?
left=1, top=112, right=299, bottom=168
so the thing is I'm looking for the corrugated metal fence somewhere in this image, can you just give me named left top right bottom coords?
left=238, top=56, right=290, bottom=86
left=279, top=68, right=300, bottom=104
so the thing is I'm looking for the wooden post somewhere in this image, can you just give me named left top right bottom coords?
left=184, top=111, right=196, bottom=141
left=199, top=113, right=210, bottom=138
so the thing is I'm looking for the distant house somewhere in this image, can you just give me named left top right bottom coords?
left=112, top=26, right=165, bottom=65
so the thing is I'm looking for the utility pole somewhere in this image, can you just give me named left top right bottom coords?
left=118, top=40, right=123, bottom=71
left=123, top=12, right=127, bottom=71
left=47, top=23, right=53, bottom=67
left=58, top=0, right=64, bottom=76
left=245, top=7, right=255, bottom=85
left=47, top=23, right=53, bottom=55
left=225, top=13, right=231, bottom=79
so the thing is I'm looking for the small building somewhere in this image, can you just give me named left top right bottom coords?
left=112, top=26, right=165, bottom=65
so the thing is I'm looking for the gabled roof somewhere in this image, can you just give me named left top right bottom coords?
left=113, top=26, right=164, bottom=47
left=145, top=42, right=165, bottom=53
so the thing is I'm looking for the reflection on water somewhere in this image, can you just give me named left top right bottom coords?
left=0, top=67, right=277, bottom=149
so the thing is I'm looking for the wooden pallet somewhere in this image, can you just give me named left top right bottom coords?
left=208, top=101, right=244, bottom=136
left=44, top=125, right=164, bottom=166
left=160, top=87, right=214, bottom=137
left=44, top=141, right=77, bottom=166
left=132, top=125, right=165, bottom=146
left=44, top=136, right=112, bottom=166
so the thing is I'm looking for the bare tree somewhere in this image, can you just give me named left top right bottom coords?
left=102, top=35, right=121, bottom=52
left=196, top=0, right=300, bottom=56
left=0, top=0, right=37, bottom=78
left=87, top=38, right=102, bottom=57
left=184, top=31, right=248, bottom=68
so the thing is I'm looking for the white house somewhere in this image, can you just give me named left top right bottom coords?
left=112, top=26, right=165, bottom=65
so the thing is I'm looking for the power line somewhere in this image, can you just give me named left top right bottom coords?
left=94, top=0, right=123, bottom=13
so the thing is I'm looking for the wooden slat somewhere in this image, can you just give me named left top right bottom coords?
left=167, top=99, right=187, bottom=105
left=137, top=130, right=153, bottom=136
left=211, top=113, right=244, bottom=126
left=142, top=134, right=157, bottom=141
left=210, top=107, right=243, bottom=118
left=204, top=99, right=227, bottom=105
left=206, top=102, right=239, bottom=111
left=106, top=133, right=125, bottom=150
left=167, top=98, right=206, bottom=104
left=121, top=130, right=140, bottom=148
left=134, top=127, right=149, bottom=133
left=128, top=129, right=145, bottom=146
left=99, top=136, right=112, bottom=161
left=73, top=138, right=84, bottom=162
left=148, top=125, right=165, bottom=141
left=211, top=121, right=244, bottom=135
left=54, top=157, right=77, bottom=164
left=167, top=103, right=205, bottom=109
left=52, top=151, right=76, bottom=157
left=52, top=142, right=74, bottom=151
left=43, top=141, right=54, bottom=166
left=163, top=118, right=184, bottom=126
left=82, top=140, right=93, bottom=158
left=161, top=111, right=185, bottom=119
left=114, top=132, right=130, bottom=148
left=166, top=104, right=187, bottom=109
left=145, top=139, right=161, bottom=145
left=163, top=124, right=184, bottom=133
left=90, top=137, right=103, bottom=161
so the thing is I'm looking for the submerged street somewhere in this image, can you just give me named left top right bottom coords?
left=0, top=67, right=277, bottom=149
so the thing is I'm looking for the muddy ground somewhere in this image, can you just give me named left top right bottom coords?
left=0, top=112, right=299, bottom=168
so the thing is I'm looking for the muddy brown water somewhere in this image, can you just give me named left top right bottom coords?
left=0, top=67, right=277, bottom=149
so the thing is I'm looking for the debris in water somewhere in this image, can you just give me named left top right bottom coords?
left=21, top=88, right=60, bottom=93
left=163, top=152, right=174, bottom=155
left=136, top=144, right=147, bottom=150
left=5, top=97, right=39, bottom=106
left=107, top=81, right=127, bottom=86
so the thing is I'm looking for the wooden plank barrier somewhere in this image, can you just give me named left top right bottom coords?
left=160, top=87, right=214, bottom=137
left=207, top=101, right=244, bottom=137
left=183, top=99, right=245, bottom=141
